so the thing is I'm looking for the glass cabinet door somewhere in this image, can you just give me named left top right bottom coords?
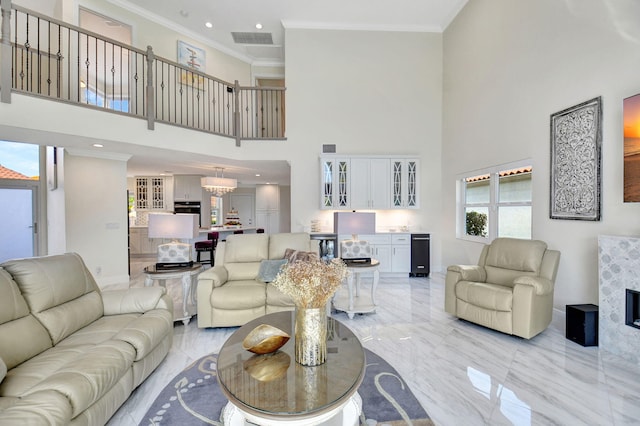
left=321, top=158, right=349, bottom=209
left=391, top=159, right=419, bottom=209
left=136, top=177, right=165, bottom=210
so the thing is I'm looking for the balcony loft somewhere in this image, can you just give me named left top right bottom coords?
left=0, top=2, right=286, bottom=147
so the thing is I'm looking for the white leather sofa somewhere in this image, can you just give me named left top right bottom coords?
left=197, top=233, right=319, bottom=328
left=445, top=238, right=560, bottom=339
left=0, top=253, right=174, bottom=425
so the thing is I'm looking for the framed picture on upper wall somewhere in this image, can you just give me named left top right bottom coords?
left=624, top=93, right=640, bottom=202
left=177, top=40, right=206, bottom=88
left=550, top=96, right=602, bottom=221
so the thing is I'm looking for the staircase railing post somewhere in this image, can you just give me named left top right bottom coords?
left=145, top=45, right=155, bottom=130
left=0, top=0, right=12, bottom=104
left=234, top=79, right=241, bottom=147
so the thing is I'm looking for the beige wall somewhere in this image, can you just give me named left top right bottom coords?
left=12, top=0, right=254, bottom=85
left=442, top=0, right=640, bottom=310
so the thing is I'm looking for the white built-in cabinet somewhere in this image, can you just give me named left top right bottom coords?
left=321, top=158, right=350, bottom=209
left=337, top=233, right=410, bottom=274
left=174, top=175, right=203, bottom=201
left=391, top=159, right=419, bottom=208
left=350, top=158, right=390, bottom=209
left=130, top=227, right=169, bottom=255
left=320, top=156, right=418, bottom=210
left=255, top=184, right=280, bottom=234
left=135, top=177, right=165, bottom=210
left=390, top=234, right=411, bottom=273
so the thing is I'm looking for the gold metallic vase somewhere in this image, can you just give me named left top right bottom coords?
left=294, top=306, right=327, bottom=366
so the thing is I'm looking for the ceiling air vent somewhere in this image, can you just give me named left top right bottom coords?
left=231, top=32, right=273, bottom=45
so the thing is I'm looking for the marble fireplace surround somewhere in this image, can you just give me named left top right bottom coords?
left=598, top=235, right=640, bottom=363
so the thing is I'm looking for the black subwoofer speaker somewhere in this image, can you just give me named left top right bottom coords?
left=566, top=304, right=598, bottom=346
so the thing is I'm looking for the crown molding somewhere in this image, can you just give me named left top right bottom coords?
left=281, top=20, right=441, bottom=33
left=441, top=0, right=469, bottom=30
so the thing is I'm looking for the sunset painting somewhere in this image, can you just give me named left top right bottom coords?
left=624, top=93, right=640, bottom=202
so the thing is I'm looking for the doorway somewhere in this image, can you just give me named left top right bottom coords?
left=229, top=194, right=255, bottom=228
left=0, top=186, right=38, bottom=263
left=256, top=78, right=285, bottom=138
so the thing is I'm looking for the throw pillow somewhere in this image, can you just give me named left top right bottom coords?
left=257, top=259, right=288, bottom=283
left=284, top=248, right=319, bottom=263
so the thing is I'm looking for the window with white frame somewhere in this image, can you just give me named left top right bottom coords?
left=458, top=161, right=532, bottom=242
left=83, top=86, right=130, bottom=112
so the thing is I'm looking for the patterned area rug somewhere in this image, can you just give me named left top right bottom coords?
left=140, top=348, right=432, bottom=425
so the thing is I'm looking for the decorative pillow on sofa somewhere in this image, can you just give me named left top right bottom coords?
left=284, top=248, right=319, bottom=263
left=257, top=259, right=288, bottom=283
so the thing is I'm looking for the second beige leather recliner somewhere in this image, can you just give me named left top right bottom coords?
left=196, top=233, right=319, bottom=328
left=445, top=238, right=560, bottom=339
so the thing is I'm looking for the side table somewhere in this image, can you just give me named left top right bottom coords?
left=333, top=259, right=380, bottom=319
left=144, top=263, right=204, bottom=325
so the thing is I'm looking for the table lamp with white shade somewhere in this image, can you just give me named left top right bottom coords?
left=148, top=213, right=199, bottom=268
left=334, top=212, right=375, bottom=264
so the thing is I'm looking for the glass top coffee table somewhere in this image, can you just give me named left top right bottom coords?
left=217, top=311, right=365, bottom=425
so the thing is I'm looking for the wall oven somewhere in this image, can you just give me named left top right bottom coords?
left=174, top=201, right=201, bottom=227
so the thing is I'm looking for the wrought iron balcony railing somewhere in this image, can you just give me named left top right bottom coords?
left=0, top=2, right=285, bottom=146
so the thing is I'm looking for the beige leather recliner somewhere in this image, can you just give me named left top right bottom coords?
left=197, top=232, right=319, bottom=328
left=445, top=238, right=560, bottom=339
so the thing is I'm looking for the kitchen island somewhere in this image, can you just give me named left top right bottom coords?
left=199, top=227, right=257, bottom=241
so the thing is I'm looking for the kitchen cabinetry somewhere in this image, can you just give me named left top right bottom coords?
left=320, top=155, right=419, bottom=210
left=320, top=158, right=350, bottom=209
left=337, top=233, right=410, bottom=274
left=256, top=184, right=280, bottom=234
left=256, top=184, right=280, bottom=210
left=174, top=175, right=203, bottom=201
left=390, top=233, right=411, bottom=273
left=256, top=211, right=280, bottom=234
left=135, top=177, right=165, bottom=210
left=350, top=158, right=390, bottom=209
left=130, top=227, right=168, bottom=255
left=391, top=159, right=419, bottom=209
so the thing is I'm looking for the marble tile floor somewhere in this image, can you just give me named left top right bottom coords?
left=107, top=257, right=640, bottom=425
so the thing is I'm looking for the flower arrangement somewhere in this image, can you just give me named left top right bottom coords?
left=271, top=258, right=348, bottom=308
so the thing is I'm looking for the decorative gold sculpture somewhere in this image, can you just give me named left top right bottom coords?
left=242, top=324, right=290, bottom=354
left=243, top=352, right=291, bottom=382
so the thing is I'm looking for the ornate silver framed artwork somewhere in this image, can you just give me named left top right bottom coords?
left=550, top=97, right=602, bottom=221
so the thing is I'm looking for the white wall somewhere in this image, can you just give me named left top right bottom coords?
left=285, top=28, right=443, bottom=268
left=442, top=0, right=640, bottom=310
left=59, top=149, right=130, bottom=287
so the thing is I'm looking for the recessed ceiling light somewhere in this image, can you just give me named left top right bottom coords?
left=179, top=10, right=189, bottom=18
left=205, top=21, right=213, bottom=29
left=255, top=23, right=263, bottom=30
left=255, top=173, right=261, bottom=177
left=93, top=143, right=103, bottom=148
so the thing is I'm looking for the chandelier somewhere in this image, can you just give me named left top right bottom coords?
left=201, top=168, right=237, bottom=197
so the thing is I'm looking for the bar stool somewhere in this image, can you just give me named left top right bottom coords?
left=194, top=232, right=219, bottom=267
